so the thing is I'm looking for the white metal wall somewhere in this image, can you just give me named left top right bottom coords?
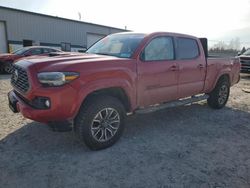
left=87, top=33, right=105, bottom=48
left=0, top=21, right=7, bottom=53
left=0, top=6, right=125, bottom=49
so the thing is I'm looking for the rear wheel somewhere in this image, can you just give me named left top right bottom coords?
left=207, top=78, right=230, bottom=109
left=74, top=95, right=126, bottom=150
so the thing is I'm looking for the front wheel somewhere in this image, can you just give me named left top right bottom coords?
left=74, top=96, right=126, bottom=150
left=207, top=78, right=230, bottom=109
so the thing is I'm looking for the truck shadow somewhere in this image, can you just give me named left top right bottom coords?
left=1, top=103, right=250, bottom=154
left=241, top=73, right=250, bottom=80
left=1, top=104, right=250, bottom=187
left=0, top=121, right=88, bottom=153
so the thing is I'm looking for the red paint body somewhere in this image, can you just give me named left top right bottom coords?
left=9, top=32, right=241, bottom=123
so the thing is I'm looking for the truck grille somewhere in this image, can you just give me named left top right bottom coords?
left=11, top=65, right=30, bottom=93
left=240, top=59, right=250, bottom=71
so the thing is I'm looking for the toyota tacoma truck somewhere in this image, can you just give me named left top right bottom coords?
left=8, top=32, right=240, bottom=150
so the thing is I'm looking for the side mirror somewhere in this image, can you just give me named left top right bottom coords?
left=140, top=51, right=145, bottom=61
left=237, top=52, right=241, bottom=56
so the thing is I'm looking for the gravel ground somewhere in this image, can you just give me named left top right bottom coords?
left=0, top=74, right=250, bottom=188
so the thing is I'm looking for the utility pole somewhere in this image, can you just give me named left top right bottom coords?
left=78, top=12, right=82, bottom=21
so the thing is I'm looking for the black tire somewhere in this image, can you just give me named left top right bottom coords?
left=74, top=95, right=126, bottom=150
left=0, top=65, right=4, bottom=74
left=207, top=78, right=230, bottom=109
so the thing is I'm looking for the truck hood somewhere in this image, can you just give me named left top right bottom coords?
left=0, top=53, right=21, bottom=61
left=15, top=53, right=131, bottom=72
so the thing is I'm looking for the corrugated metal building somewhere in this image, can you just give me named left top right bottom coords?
left=0, top=6, right=126, bottom=53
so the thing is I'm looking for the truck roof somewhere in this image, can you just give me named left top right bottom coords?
left=111, top=31, right=198, bottom=40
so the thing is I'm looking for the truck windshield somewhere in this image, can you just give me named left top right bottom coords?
left=242, top=49, right=250, bottom=56
left=86, top=33, right=146, bottom=58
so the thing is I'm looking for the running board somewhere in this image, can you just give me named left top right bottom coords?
left=135, top=94, right=209, bottom=114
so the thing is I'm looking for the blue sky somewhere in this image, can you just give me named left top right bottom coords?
left=1, top=0, right=250, bottom=47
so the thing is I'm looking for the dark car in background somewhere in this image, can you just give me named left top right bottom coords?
left=239, top=48, right=250, bottom=73
left=0, top=46, right=62, bottom=73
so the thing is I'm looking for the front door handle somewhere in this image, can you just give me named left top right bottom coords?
left=198, top=64, right=204, bottom=69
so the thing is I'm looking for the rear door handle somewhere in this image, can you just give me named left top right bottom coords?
left=170, top=65, right=179, bottom=71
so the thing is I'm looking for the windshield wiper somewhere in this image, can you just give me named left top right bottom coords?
left=95, top=52, right=112, bottom=56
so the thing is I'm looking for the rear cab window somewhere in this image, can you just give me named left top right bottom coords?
left=176, top=37, right=199, bottom=60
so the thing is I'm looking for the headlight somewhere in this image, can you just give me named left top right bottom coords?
left=37, top=72, right=79, bottom=86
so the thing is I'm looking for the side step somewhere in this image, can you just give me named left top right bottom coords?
left=135, top=94, right=209, bottom=114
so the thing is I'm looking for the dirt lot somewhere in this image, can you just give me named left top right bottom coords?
left=0, top=74, right=250, bottom=188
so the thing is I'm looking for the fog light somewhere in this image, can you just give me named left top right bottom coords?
left=32, top=97, right=51, bottom=109
left=45, top=100, right=50, bottom=108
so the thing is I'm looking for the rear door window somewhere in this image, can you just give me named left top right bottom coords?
left=176, top=38, right=199, bottom=59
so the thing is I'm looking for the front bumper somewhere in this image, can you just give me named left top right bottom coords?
left=8, top=84, right=79, bottom=123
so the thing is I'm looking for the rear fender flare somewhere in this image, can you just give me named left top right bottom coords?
left=209, top=70, right=231, bottom=92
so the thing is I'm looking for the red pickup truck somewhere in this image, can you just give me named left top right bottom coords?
left=8, top=32, right=240, bottom=150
